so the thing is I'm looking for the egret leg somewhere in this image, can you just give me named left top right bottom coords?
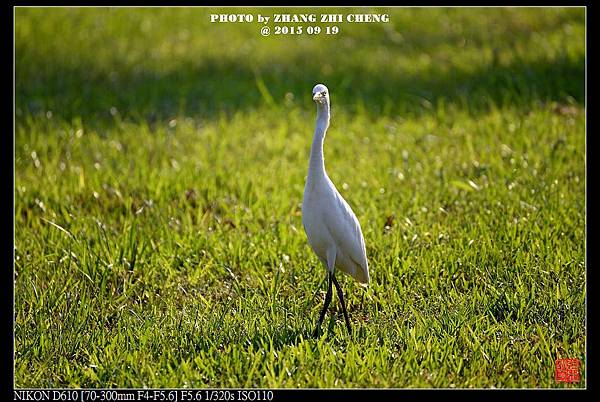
left=360, top=287, right=366, bottom=310
left=332, top=273, right=352, bottom=335
left=313, top=272, right=333, bottom=337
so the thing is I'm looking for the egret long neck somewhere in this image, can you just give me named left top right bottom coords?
left=308, top=103, right=330, bottom=180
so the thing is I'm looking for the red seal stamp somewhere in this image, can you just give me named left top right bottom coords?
left=555, top=358, right=580, bottom=383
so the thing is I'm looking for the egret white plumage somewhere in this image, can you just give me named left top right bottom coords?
left=302, top=83, right=369, bottom=337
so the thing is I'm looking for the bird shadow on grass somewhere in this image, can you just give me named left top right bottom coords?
left=243, top=321, right=360, bottom=352
left=252, top=327, right=312, bottom=350
left=16, top=50, right=584, bottom=131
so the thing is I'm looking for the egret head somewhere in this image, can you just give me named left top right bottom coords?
left=312, top=83, right=330, bottom=106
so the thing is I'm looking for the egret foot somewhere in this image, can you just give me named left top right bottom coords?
left=332, top=273, right=352, bottom=335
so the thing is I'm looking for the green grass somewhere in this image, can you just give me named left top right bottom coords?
left=15, top=7, right=585, bottom=388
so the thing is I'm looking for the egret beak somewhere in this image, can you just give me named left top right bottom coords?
left=312, top=93, right=321, bottom=101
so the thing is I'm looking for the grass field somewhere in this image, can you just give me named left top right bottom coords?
left=14, top=7, right=586, bottom=388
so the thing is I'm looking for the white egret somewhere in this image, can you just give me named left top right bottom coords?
left=302, top=83, right=370, bottom=337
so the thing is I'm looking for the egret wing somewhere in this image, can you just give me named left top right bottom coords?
left=323, top=188, right=369, bottom=283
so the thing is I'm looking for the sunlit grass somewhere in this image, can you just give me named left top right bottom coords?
left=15, top=7, right=585, bottom=388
